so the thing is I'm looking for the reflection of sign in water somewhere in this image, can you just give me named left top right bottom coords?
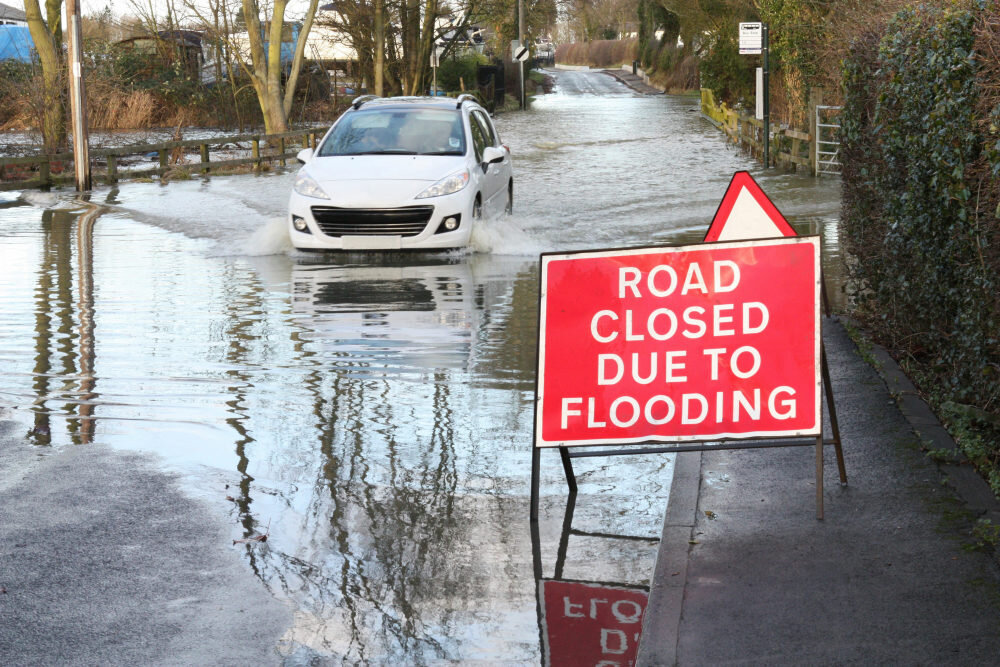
left=540, top=580, right=647, bottom=666
left=536, top=237, right=821, bottom=447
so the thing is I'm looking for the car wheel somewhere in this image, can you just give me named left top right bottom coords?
left=473, top=196, right=483, bottom=221
left=505, top=182, right=513, bottom=215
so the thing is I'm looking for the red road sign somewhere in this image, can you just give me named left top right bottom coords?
left=540, top=580, right=647, bottom=667
left=535, top=236, right=821, bottom=447
left=704, top=171, right=796, bottom=242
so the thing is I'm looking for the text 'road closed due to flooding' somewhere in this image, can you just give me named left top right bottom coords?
left=536, top=237, right=821, bottom=447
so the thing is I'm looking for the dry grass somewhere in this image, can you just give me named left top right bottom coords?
left=87, top=82, right=163, bottom=129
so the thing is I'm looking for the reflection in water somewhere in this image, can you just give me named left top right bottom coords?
left=27, top=201, right=102, bottom=446
left=532, top=493, right=653, bottom=666
left=244, top=256, right=531, bottom=661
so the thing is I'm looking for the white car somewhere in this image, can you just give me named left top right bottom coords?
left=288, top=94, right=513, bottom=251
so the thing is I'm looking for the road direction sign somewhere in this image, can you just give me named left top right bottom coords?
left=703, top=171, right=796, bottom=242
left=740, top=22, right=763, bottom=54
left=535, top=236, right=822, bottom=448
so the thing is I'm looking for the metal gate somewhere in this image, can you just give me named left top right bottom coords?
left=815, top=105, right=842, bottom=176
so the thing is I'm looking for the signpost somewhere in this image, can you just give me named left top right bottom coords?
left=739, top=22, right=762, bottom=54
left=535, top=237, right=821, bottom=448
left=740, top=21, right=769, bottom=166
left=530, top=174, right=847, bottom=521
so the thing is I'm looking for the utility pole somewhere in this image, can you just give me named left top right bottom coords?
left=518, top=0, right=525, bottom=109
left=66, top=0, right=91, bottom=190
left=762, top=23, right=770, bottom=169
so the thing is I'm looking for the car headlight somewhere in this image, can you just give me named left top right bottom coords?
left=293, top=171, right=329, bottom=199
left=416, top=169, right=470, bottom=199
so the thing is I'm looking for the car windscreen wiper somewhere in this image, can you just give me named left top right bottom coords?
left=420, top=151, right=463, bottom=156
left=352, top=150, right=418, bottom=155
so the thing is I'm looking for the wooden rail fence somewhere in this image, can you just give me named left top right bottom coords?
left=0, top=129, right=322, bottom=191
left=700, top=88, right=827, bottom=174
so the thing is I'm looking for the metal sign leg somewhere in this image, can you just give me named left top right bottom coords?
left=559, top=447, right=578, bottom=493
left=822, top=344, right=848, bottom=486
left=531, top=447, right=541, bottom=523
left=816, top=434, right=824, bottom=520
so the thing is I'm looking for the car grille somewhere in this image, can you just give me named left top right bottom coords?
left=310, top=206, right=435, bottom=237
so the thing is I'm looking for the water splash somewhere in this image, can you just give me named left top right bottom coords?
left=238, top=216, right=293, bottom=257
left=470, top=215, right=545, bottom=256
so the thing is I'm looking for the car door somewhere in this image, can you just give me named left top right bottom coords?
left=470, top=109, right=509, bottom=215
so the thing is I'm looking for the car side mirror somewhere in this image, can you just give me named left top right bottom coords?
left=296, top=148, right=314, bottom=164
left=482, top=146, right=505, bottom=166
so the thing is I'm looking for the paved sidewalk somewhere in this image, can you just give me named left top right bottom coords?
left=602, top=69, right=665, bottom=96
left=638, top=318, right=1000, bottom=665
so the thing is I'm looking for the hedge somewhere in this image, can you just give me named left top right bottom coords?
left=840, top=1, right=1000, bottom=494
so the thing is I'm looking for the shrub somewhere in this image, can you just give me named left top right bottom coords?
left=840, top=2, right=1000, bottom=495
left=437, top=52, right=488, bottom=92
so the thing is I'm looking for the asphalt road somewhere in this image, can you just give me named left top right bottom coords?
left=0, top=411, right=291, bottom=666
left=551, top=67, right=636, bottom=95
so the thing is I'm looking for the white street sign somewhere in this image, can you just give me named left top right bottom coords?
left=740, top=22, right=763, bottom=55
left=514, top=45, right=530, bottom=62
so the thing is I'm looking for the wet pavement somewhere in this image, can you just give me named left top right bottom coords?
left=638, top=319, right=1000, bottom=665
left=0, top=70, right=844, bottom=664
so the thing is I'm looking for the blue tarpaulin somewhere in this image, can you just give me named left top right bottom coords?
left=0, top=25, right=34, bottom=63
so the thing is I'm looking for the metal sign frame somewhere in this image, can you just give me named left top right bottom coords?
left=530, top=237, right=846, bottom=521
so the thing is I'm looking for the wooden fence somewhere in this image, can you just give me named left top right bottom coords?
left=0, top=128, right=323, bottom=191
left=700, top=88, right=818, bottom=174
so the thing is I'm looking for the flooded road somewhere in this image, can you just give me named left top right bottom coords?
left=0, top=70, right=841, bottom=663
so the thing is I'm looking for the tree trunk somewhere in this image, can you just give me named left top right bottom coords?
left=265, top=0, right=288, bottom=133
left=23, top=0, right=65, bottom=153
left=282, top=0, right=320, bottom=119
left=374, top=0, right=385, bottom=96
left=406, top=0, right=437, bottom=96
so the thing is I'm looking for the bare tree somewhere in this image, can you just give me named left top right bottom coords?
left=240, top=0, right=321, bottom=133
left=22, top=0, right=66, bottom=152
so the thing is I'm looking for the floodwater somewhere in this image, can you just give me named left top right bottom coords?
left=0, top=70, right=842, bottom=663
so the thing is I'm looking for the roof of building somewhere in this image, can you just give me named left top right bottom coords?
left=0, top=2, right=27, bottom=22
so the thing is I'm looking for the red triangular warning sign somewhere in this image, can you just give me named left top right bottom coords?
left=704, top=171, right=797, bottom=242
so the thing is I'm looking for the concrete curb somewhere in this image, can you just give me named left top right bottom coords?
left=858, top=328, right=1000, bottom=530
left=637, top=448, right=701, bottom=665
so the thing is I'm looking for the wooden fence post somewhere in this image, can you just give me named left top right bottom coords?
left=107, top=155, right=117, bottom=183
left=200, top=143, right=210, bottom=174
left=252, top=139, right=261, bottom=171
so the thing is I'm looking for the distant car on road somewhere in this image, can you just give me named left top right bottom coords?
left=288, top=94, right=513, bottom=251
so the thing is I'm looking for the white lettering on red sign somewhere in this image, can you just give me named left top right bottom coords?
left=536, top=237, right=821, bottom=447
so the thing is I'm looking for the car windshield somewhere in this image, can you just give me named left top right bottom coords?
left=318, top=108, right=466, bottom=156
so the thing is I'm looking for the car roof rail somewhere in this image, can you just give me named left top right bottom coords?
left=455, top=94, right=477, bottom=108
left=352, top=94, right=380, bottom=110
